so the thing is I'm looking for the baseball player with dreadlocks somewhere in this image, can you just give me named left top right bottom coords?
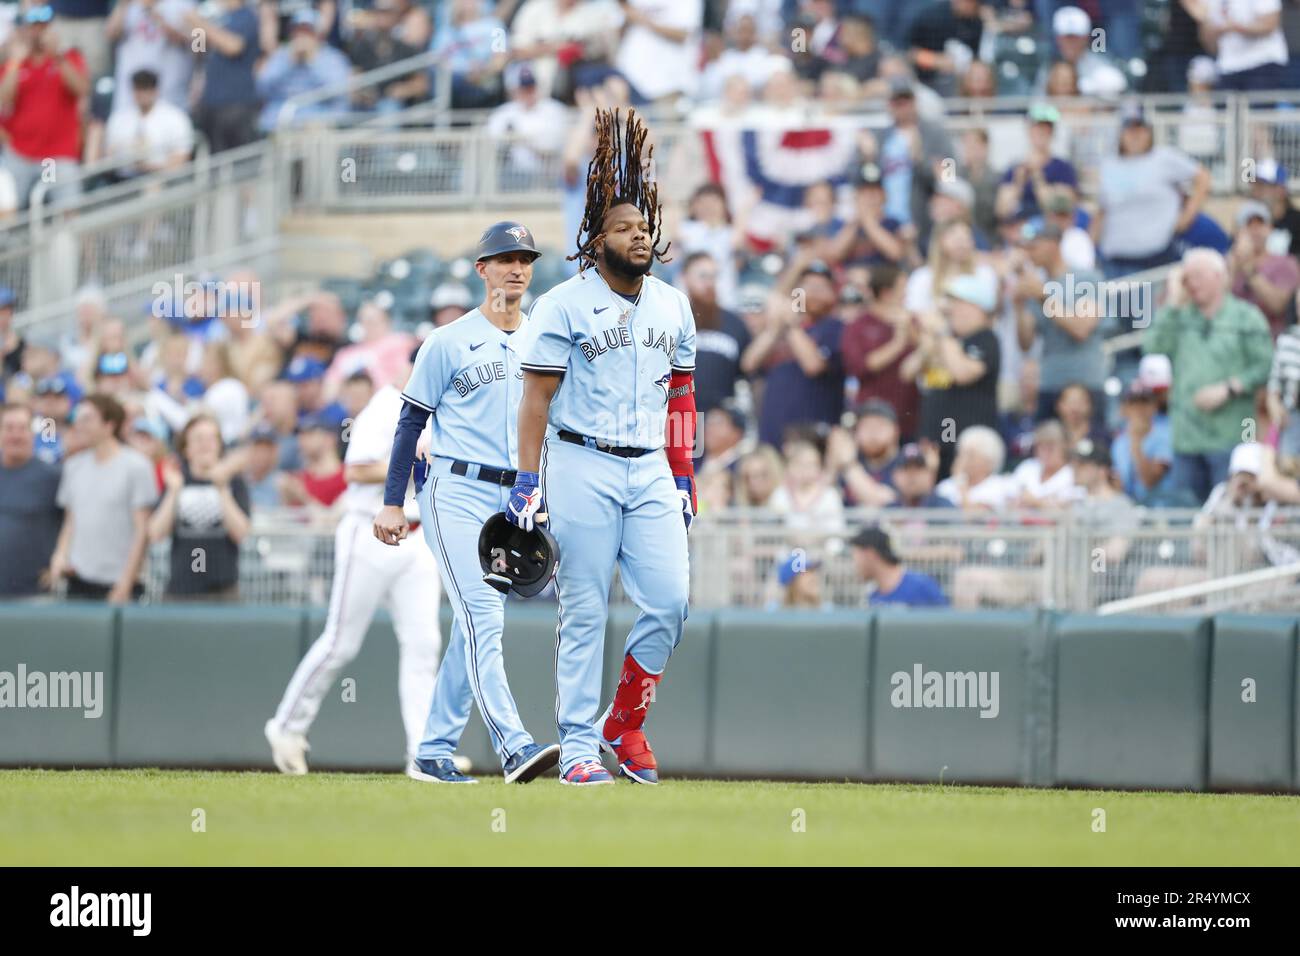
left=510, top=109, right=697, bottom=786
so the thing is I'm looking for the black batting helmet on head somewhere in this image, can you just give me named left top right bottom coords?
left=478, top=512, right=560, bottom=598
left=476, top=221, right=541, bottom=262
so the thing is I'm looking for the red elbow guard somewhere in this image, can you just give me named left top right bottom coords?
left=666, top=371, right=696, bottom=478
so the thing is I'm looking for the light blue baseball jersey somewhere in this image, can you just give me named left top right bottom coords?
left=402, top=308, right=526, bottom=468
left=517, top=270, right=697, bottom=450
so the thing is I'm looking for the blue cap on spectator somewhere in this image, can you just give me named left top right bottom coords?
left=290, top=8, right=319, bottom=30
left=1256, top=159, right=1288, bottom=186
left=249, top=423, right=279, bottom=444
left=856, top=398, right=897, bottom=423
left=944, top=273, right=999, bottom=313
left=0, top=286, right=15, bottom=308
left=34, top=376, right=69, bottom=397
left=131, top=417, right=170, bottom=442
left=298, top=412, right=334, bottom=433
left=24, top=5, right=54, bottom=24
left=886, top=77, right=915, bottom=100
left=1236, top=200, right=1272, bottom=228
left=899, top=442, right=928, bottom=467
left=798, top=260, right=835, bottom=284
left=737, top=283, right=769, bottom=313
left=96, top=352, right=130, bottom=377
left=283, top=356, right=327, bottom=383
left=777, top=552, right=821, bottom=587
left=507, top=63, right=537, bottom=90
left=1119, top=99, right=1148, bottom=128
left=1021, top=216, right=1063, bottom=243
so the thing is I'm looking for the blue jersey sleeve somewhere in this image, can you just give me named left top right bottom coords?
left=383, top=401, right=430, bottom=507
left=402, top=333, right=449, bottom=412
left=519, top=296, right=572, bottom=374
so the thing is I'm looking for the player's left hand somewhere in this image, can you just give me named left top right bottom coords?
left=675, top=475, right=696, bottom=533
left=373, top=505, right=409, bottom=546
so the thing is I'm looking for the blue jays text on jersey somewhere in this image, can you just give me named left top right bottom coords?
left=516, top=271, right=696, bottom=450
left=402, top=309, right=527, bottom=468
left=577, top=325, right=680, bottom=367
left=453, top=360, right=523, bottom=397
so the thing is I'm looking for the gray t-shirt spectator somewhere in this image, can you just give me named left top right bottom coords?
left=1035, top=268, right=1110, bottom=392
left=1097, top=147, right=1200, bottom=260
left=0, top=457, right=62, bottom=596
left=56, top=446, right=158, bottom=586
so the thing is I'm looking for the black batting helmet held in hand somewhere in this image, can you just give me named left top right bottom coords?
left=476, top=222, right=541, bottom=262
left=478, top=512, right=560, bottom=598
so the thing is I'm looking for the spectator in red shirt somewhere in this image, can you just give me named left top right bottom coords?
left=0, top=5, right=90, bottom=209
left=841, top=264, right=919, bottom=440
left=281, top=414, right=345, bottom=507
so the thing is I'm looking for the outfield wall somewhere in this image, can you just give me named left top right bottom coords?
left=0, top=603, right=1296, bottom=793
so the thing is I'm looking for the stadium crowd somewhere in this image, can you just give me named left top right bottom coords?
left=4, top=0, right=1300, bottom=609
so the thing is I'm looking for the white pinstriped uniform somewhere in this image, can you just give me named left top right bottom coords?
left=271, top=386, right=442, bottom=760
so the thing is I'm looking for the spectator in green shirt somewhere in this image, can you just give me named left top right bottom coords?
left=1143, top=248, right=1274, bottom=504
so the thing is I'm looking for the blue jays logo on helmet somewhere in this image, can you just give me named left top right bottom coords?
left=507, top=226, right=529, bottom=243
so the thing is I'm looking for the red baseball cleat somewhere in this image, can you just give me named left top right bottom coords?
left=600, top=729, right=659, bottom=786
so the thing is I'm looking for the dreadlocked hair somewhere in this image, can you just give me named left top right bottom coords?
left=568, top=107, right=671, bottom=271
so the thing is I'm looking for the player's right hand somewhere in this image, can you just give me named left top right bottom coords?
left=506, top=471, right=547, bottom=532
left=373, top=505, right=409, bottom=546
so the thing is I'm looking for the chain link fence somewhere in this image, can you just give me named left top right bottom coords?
left=136, top=506, right=1300, bottom=613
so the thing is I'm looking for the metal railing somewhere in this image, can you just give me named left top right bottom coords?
left=273, top=119, right=698, bottom=212
left=276, top=49, right=451, bottom=129
left=10, top=139, right=274, bottom=320
left=1098, top=560, right=1300, bottom=615
left=14, top=233, right=374, bottom=352
left=137, top=506, right=1300, bottom=613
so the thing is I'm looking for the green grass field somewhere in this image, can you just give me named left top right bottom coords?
left=2, top=769, right=1297, bottom=865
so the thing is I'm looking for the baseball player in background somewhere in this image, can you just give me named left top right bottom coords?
left=372, top=222, right=562, bottom=785
left=266, top=358, right=443, bottom=775
left=510, top=110, right=697, bottom=786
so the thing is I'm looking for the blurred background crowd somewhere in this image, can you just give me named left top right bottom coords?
left=3, top=0, right=1300, bottom=611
